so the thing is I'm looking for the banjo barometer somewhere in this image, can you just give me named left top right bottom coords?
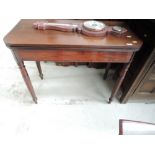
left=33, top=20, right=127, bottom=37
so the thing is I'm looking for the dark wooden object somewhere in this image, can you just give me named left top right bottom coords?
left=36, top=61, right=43, bottom=79
left=120, top=20, right=155, bottom=103
left=4, top=19, right=142, bottom=104
left=119, top=119, right=155, bottom=135
left=104, top=63, right=111, bottom=80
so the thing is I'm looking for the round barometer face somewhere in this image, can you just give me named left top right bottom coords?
left=83, top=20, right=106, bottom=31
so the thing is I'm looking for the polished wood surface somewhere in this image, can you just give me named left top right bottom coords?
left=4, top=19, right=143, bottom=104
left=4, top=19, right=142, bottom=50
left=15, top=49, right=133, bottom=62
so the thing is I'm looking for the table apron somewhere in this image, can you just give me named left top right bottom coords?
left=14, top=49, right=133, bottom=63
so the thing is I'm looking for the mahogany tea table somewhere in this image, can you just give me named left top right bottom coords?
left=3, top=19, right=142, bottom=104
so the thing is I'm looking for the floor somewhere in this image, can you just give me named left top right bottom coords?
left=0, top=39, right=155, bottom=137
left=0, top=20, right=155, bottom=155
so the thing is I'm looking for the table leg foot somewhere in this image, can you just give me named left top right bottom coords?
left=39, top=74, right=43, bottom=80
left=33, top=97, right=38, bottom=104
left=36, top=61, right=43, bottom=80
left=17, top=60, right=38, bottom=104
left=108, top=98, right=112, bottom=104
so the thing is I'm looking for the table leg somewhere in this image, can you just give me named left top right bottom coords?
left=108, top=63, right=130, bottom=103
left=112, top=64, right=121, bottom=80
left=104, top=63, right=111, bottom=80
left=36, top=61, right=43, bottom=79
left=18, top=60, right=38, bottom=103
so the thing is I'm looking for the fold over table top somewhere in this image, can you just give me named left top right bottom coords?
left=4, top=19, right=142, bottom=51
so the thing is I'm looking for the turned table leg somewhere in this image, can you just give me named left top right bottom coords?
left=36, top=61, right=43, bottom=79
left=108, top=63, right=131, bottom=103
left=18, top=60, right=38, bottom=103
left=104, top=63, right=111, bottom=80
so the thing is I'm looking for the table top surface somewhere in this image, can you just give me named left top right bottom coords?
left=4, top=19, right=142, bottom=51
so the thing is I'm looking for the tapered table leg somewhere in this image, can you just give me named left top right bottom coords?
left=104, top=63, right=111, bottom=80
left=108, top=63, right=130, bottom=104
left=36, top=61, right=43, bottom=80
left=18, top=60, right=38, bottom=103
left=112, top=64, right=121, bottom=80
